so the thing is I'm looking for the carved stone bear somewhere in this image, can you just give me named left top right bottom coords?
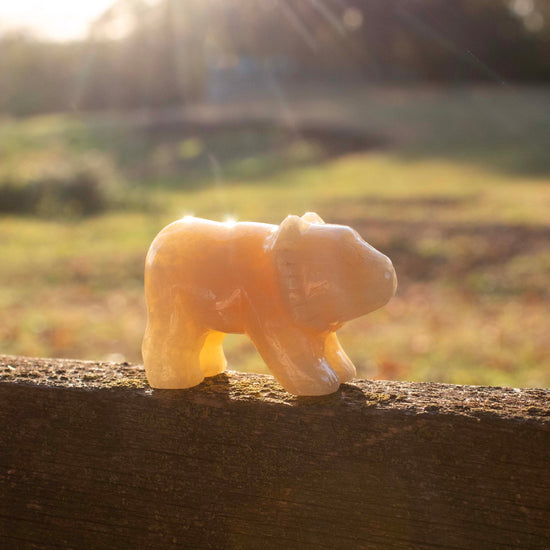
left=142, top=212, right=397, bottom=395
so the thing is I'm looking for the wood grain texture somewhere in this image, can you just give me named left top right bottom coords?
left=1, top=355, right=549, bottom=549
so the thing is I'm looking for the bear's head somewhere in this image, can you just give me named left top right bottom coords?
left=267, top=212, right=397, bottom=332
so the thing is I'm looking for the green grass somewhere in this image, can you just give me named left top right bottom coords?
left=1, top=85, right=549, bottom=388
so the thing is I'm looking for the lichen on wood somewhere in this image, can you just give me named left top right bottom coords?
left=2, top=354, right=549, bottom=421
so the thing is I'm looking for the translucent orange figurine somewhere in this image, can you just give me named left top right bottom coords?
left=142, top=212, right=397, bottom=396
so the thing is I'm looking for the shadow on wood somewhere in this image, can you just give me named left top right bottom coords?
left=1, top=355, right=549, bottom=549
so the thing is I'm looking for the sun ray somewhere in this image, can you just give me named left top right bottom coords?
left=275, top=0, right=318, bottom=51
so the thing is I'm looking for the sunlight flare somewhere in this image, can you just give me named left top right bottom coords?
left=0, top=0, right=113, bottom=40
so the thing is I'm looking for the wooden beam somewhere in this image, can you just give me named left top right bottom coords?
left=1, top=355, right=549, bottom=549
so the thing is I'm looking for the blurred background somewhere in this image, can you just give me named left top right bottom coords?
left=1, top=0, right=549, bottom=386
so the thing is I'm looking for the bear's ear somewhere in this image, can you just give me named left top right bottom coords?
left=267, top=215, right=309, bottom=252
left=265, top=215, right=309, bottom=321
left=267, top=215, right=338, bottom=330
left=301, top=212, right=325, bottom=224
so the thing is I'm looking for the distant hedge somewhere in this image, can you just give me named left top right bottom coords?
left=0, top=151, right=123, bottom=217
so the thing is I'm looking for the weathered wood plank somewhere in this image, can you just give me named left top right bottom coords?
left=1, top=355, right=549, bottom=549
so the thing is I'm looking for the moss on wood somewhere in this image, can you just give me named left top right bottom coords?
left=1, top=355, right=549, bottom=549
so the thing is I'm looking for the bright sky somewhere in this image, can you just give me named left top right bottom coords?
left=0, top=0, right=114, bottom=41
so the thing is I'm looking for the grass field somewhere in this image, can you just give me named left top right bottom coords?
left=1, top=85, right=549, bottom=387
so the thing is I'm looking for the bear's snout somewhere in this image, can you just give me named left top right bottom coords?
left=384, top=259, right=398, bottom=296
left=360, top=252, right=397, bottom=315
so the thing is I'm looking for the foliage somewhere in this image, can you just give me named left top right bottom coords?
left=222, top=0, right=550, bottom=80
left=0, top=86, right=549, bottom=387
left=0, top=145, right=124, bottom=217
left=1, top=0, right=550, bottom=116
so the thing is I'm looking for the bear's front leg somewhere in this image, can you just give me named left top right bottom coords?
left=324, top=332, right=356, bottom=384
left=247, top=322, right=340, bottom=396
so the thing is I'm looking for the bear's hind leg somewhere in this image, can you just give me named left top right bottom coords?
left=143, top=317, right=206, bottom=389
left=324, top=333, right=356, bottom=384
left=200, top=330, right=227, bottom=377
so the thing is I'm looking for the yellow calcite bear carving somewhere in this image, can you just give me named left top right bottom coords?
left=142, top=212, right=397, bottom=396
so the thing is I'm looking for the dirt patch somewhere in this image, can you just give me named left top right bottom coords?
left=355, top=195, right=473, bottom=208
